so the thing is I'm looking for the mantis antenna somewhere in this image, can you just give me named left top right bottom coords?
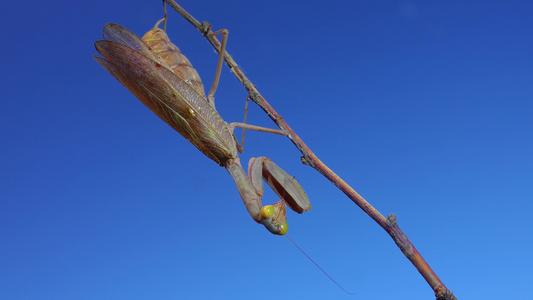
left=286, top=235, right=354, bottom=295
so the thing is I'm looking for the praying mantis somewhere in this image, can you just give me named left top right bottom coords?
left=93, top=17, right=311, bottom=235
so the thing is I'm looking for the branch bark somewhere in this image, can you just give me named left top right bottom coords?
left=163, top=1, right=456, bottom=299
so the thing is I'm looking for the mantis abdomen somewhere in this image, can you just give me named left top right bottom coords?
left=142, top=19, right=206, bottom=97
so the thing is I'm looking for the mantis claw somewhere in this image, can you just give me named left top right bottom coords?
left=250, top=157, right=311, bottom=214
left=225, top=156, right=310, bottom=235
left=250, top=157, right=311, bottom=235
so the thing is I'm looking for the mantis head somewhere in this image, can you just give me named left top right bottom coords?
left=260, top=201, right=289, bottom=235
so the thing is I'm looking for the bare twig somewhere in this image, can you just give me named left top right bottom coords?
left=163, top=1, right=456, bottom=299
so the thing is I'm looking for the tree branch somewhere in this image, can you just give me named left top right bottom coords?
left=163, top=1, right=456, bottom=299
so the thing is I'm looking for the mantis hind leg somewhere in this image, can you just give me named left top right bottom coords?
left=207, top=29, right=229, bottom=106
left=160, top=0, right=168, bottom=31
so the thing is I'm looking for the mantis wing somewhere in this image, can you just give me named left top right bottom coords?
left=94, top=24, right=235, bottom=166
left=102, top=23, right=163, bottom=64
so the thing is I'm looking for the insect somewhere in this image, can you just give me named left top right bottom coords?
left=93, top=18, right=311, bottom=235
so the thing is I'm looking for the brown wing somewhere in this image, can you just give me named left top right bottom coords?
left=102, top=23, right=162, bottom=64
left=94, top=24, right=236, bottom=166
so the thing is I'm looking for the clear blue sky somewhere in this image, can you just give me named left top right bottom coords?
left=1, top=1, right=532, bottom=299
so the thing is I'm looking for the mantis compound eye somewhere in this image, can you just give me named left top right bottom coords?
left=260, top=205, right=275, bottom=219
left=278, top=221, right=288, bottom=235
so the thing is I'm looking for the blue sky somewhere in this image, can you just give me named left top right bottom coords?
left=1, top=0, right=532, bottom=299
